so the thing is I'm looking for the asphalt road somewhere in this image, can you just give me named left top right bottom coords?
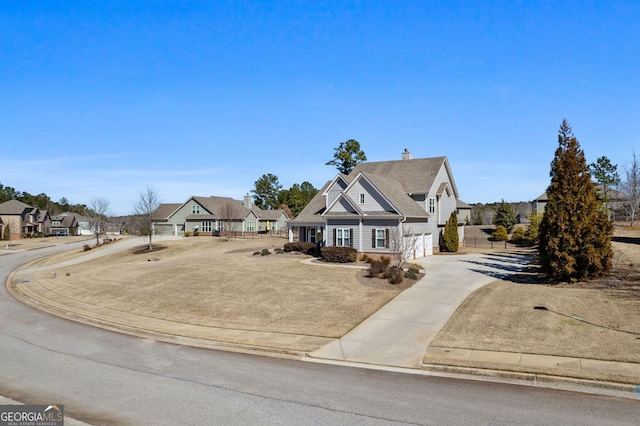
left=1, top=240, right=639, bottom=425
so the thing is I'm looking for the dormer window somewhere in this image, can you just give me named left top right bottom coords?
left=359, top=193, right=365, bottom=204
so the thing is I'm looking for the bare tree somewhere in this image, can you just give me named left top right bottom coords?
left=388, top=226, right=418, bottom=268
left=89, top=197, right=110, bottom=245
left=134, top=185, right=161, bottom=250
left=620, top=150, right=640, bottom=226
left=218, top=202, right=239, bottom=241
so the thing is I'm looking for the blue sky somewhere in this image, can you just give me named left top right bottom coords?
left=2, top=1, right=638, bottom=216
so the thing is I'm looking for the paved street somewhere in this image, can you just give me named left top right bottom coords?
left=1, top=241, right=639, bottom=424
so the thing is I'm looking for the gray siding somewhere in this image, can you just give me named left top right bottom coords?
left=346, top=179, right=395, bottom=212
left=326, top=219, right=359, bottom=247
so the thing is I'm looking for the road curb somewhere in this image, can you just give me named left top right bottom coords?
left=421, top=363, right=640, bottom=400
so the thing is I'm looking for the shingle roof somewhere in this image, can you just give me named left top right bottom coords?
left=352, top=156, right=451, bottom=195
left=359, top=172, right=429, bottom=218
left=0, top=199, right=33, bottom=215
left=153, top=203, right=182, bottom=220
left=289, top=181, right=330, bottom=223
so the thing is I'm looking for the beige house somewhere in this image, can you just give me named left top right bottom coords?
left=0, top=200, right=51, bottom=239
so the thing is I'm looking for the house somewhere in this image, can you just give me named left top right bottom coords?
left=531, top=193, right=548, bottom=216
left=50, top=213, right=80, bottom=236
left=0, top=200, right=50, bottom=239
left=288, top=150, right=466, bottom=257
left=456, top=199, right=472, bottom=224
left=153, top=195, right=289, bottom=236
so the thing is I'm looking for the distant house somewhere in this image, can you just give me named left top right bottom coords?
left=153, top=195, right=289, bottom=236
left=50, top=213, right=79, bottom=236
left=288, top=150, right=467, bottom=257
left=0, top=200, right=51, bottom=239
left=531, top=193, right=548, bottom=216
left=456, top=199, right=472, bottom=224
left=532, top=184, right=626, bottom=220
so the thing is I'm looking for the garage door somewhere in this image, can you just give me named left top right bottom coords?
left=154, top=223, right=174, bottom=236
left=404, top=233, right=432, bottom=259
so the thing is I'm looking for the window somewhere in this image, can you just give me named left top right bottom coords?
left=191, top=205, right=200, bottom=214
left=246, top=221, right=255, bottom=232
left=202, top=221, right=212, bottom=232
left=359, top=193, right=365, bottom=204
left=376, top=229, right=386, bottom=248
left=336, top=228, right=351, bottom=247
left=428, top=198, right=435, bottom=214
left=216, top=221, right=224, bottom=231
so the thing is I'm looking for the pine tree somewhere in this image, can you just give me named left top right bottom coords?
left=442, top=211, right=459, bottom=252
left=493, top=200, right=516, bottom=233
left=539, top=119, right=613, bottom=282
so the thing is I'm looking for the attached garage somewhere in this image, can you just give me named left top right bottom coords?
left=154, top=223, right=175, bottom=236
left=405, top=233, right=433, bottom=259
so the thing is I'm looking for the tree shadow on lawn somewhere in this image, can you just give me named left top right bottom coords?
left=131, top=245, right=168, bottom=255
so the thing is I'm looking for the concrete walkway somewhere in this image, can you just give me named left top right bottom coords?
left=310, top=252, right=531, bottom=367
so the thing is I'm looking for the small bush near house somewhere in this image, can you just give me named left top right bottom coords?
left=193, top=230, right=200, bottom=236
left=185, top=231, right=191, bottom=237
left=491, top=225, right=508, bottom=241
left=510, top=227, right=526, bottom=244
left=253, top=251, right=261, bottom=256
left=361, top=253, right=371, bottom=263
left=284, top=241, right=316, bottom=255
left=367, top=256, right=391, bottom=277
left=260, top=248, right=271, bottom=256
left=386, top=266, right=404, bottom=284
left=320, top=246, right=357, bottom=263
left=406, top=263, right=422, bottom=273
left=274, top=247, right=284, bottom=254
left=404, top=269, right=418, bottom=280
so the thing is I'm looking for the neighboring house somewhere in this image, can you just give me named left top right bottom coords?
left=288, top=150, right=466, bottom=257
left=0, top=200, right=48, bottom=239
left=153, top=195, right=289, bottom=236
left=50, top=213, right=80, bottom=236
left=531, top=192, right=548, bottom=216
left=456, top=199, right=472, bottom=224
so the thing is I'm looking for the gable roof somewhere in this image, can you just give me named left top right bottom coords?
left=0, top=199, right=34, bottom=215
left=352, top=156, right=459, bottom=197
left=356, top=172, right=429, bottom=218
left=153, top=203, right=182, bottom=220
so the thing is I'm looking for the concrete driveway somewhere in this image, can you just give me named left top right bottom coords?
left=310, top=252, right=531, bottom=368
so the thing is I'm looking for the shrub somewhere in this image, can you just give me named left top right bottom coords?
left=386, top=266, right=404, bottom=284
left=510, top=227, right=526, bottom=243
left=193, top=230, right=200, bottom=236
left=185, top=231, right=191, bottom=237
left=406, top=263, right=422, bottom=273
left=404, top=269, right=418, bottom=280
left=491, top=225, right=508, bottom=241
left=83, top=244, right=92, bottom=251
left=361, top=253, right=371, bottom=263
left=275, top=247, right=283, bottom=254
left=442, top=211, right=459, bottom=252
left=367, top=256, right=391, bottom=277
left=260, top=248, right=271, bottom=256
left=284, top=241, right=316, bottom=255
left=320, top=246, right=357, bottom=263
left=253, top=251, right=261, bottom=256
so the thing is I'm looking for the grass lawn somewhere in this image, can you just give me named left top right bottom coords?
left=33, top=236, right=400, bottom=338
left=430, top=224, right=640, bottom=365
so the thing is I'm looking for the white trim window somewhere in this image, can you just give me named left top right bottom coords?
left=202, top=221, right=212, bottom=232
left=359, top=193, right=365, bottom=204
left=375, top=229, right=386, bottom=248
left=246, top=221, right=255, bottom=232
left=336, top=228, right=351, bottom=247
left=191, top=205, right=200, bottom=214
left=428, top=197, right=436, bottom=214
left=216, top=221, right=224, bottom=232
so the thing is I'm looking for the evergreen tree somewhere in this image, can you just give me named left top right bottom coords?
left=539, top=120, right=613, bottom=282
left=493, top=200, right=516, bottom=233
left=442, top=211, right=459, bottom=252
left=326, top=139, right=367, bottom=175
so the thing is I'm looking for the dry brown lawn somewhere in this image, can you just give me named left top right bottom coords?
left=33, top=237, right=401, bottom=338
left=431, top=224, right=640, bottom=364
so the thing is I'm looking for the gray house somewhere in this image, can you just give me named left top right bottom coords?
left=153, top=195, right=289, bottom=236
left=288, top=150, right=466, bottom=257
